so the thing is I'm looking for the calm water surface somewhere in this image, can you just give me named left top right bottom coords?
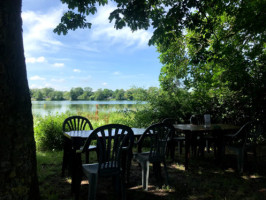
left=32, top=100, right=145, bottom=116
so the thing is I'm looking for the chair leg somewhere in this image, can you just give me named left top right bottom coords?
left=178, top=141, right=183, bottom=155
left=62, top=149, right=67, bottom=177
left=62, top=138, right=71, bottom=177
left=126, top=152, right=133, bottom=184
left=141, top=161, right=149, bottom=190
left=114, top=174, right=125, bottom=200
left=206, top=140, right=210, bottom=153
left=119, top=173, right=126, bottom=200
left=88, top=173, right=98, bottom=200
left=237, top=150, right=244, bottom=173
left=170, top=142, right=175, bottom=161
left=153, top=162, right=161, bottom=183
left=163, top=161, right=169, bottom=186
left=74, top=154, right=82, bottom=200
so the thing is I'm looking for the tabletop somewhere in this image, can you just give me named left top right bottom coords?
left=64, top=128, right=146, bottom=139
left=173, top=124, right=239, bottom=132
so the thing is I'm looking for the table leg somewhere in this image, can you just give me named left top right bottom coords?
left=185, top=131, right=191, bottom=170
left=215, top=129, right=224, bottom=162
left=71, top=148, right=76, bottom=193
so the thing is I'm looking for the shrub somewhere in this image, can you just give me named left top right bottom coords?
left=34, top=113, right=69, bottom=151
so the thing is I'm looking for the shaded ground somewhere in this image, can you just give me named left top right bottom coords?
left=37, top=151, right=266, bottom=200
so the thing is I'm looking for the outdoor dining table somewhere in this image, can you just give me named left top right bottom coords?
left=173, top=124, right=240, bottom=170
left=64, top=128, right=146, bottom=141
left=63, top=128, right=146, bottom=193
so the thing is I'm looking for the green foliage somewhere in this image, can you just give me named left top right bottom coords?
left=70, top=87, right=84, bottom=100
left=155, top=1, right=266, bottom=124
left=34, top=113, right=69, bottom=151
left=131, top=88, right=193, bottom=126
left=33, top=90, right=44, bottom=100
left=54, top=0, right=266, bottom=125
left=54, top=0, right=108, bottom=35
left=113, top=89, right=126, bottom=100
left=50, top=91, right=64, bottom=100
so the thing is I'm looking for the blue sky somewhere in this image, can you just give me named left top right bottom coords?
left=22, top=0, right=162, bottom=91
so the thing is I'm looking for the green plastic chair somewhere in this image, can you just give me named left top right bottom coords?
left=223, top=121, right=263, bottom=173
left=75, top=124, right=134, bottom=200
left=62, top=116, right=95, bottom=177
left=134, top=123, right=175, bottom=190
left=162, top=118, right=185, bottom=160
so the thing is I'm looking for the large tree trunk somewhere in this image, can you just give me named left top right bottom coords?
left=0, top=0, right=39, bottom=199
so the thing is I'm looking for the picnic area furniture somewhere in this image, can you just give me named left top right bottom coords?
left=162, top=118, right=185, bottom=160
left=74, top=124, right=135, bottom=200
left=134, top=123, right=175, bottom=190
left=223, top=121, right=264, bottom=173
left=62, top=116, right=95, bottom=177
left=63, top=127, right=146, bottom=196
left=189, top=114, right=216, bottom=156
left=173, top=123, right=240, bottom=170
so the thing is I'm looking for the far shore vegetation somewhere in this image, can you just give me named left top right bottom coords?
left=30, top=86, right=155, bottom=101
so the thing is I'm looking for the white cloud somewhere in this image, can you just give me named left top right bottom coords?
left=26, top=56, right=45, bottom=63
left=113, top=71, right=121, bottom=75
left=53, top=63, right=64, bottom=67
left=90, top=5, right=152, bottom=49
left=51, top=78, right=65, bottom=83
left=74, top=43, right=100, bottom=53
left=102, top=82, right=108, bottom=86
left=30, top=75, right=46, bottom=81
left=73, top=69, right=81, bottom=73
left=22, top=7, right=64, bottom=55
left=30, top=84, right=42, bottom=89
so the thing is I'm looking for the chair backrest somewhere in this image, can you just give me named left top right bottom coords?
left=162, top=118, right=179, bottom=125
left=82, top=124, right=134, bottom=175
left=138, top=123, right=175, bottom=162
left=229, top=122, right=251, bottom=147
left=190, top=115, right=204, bottom=125
left=63, top=116, right=93, bottom=132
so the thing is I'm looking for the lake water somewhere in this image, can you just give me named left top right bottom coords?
left=31, top=100, right=145, bottom=116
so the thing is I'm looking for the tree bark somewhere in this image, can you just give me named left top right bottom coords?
left=0, top=0, right=40, bottom=199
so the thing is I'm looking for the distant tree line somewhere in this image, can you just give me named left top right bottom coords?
left=30, top=86, right=158, bottom=101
